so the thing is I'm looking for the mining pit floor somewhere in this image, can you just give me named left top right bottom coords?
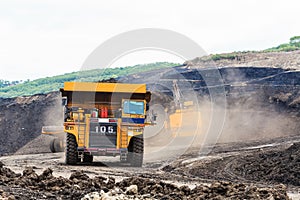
left=0, top=135, right=299, bottom=199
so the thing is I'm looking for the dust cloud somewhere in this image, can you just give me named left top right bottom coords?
left=42, top=95, right=65, bottom=143
left=145, top=91, right=299, bottom=159
left=195, top=95, right=299, bottom=146
left=196, top=66, right=299, bottom=146
left=43, top=95, right=64, bottom=127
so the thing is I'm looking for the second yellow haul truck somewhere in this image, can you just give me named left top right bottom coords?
left=58, top=81, right=153, bottom=167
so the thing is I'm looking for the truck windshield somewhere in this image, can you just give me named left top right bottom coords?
left=123, top=100, right=144, bottom=115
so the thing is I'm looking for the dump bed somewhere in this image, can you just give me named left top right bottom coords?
left=60, top=82, right=151, bottom=112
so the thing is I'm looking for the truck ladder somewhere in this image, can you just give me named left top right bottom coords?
left=120, top=127, right=128, bottom=148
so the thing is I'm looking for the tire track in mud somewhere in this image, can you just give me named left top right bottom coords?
left=161, top=135, right=300, bottom=189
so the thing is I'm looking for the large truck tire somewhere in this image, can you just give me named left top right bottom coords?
left=66, top=133, right=78, bottom=165
left=50, top=138, right=56, bottom=153
left=50, top=138, right=64, bottom=153
left=128, top=136, right=144, bottom=167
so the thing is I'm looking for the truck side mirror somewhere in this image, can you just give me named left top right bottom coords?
left=153, top=115, right=157, bottom=122
left=151, top=110, right=157, bottom=122
left=62, top=97, right=68, bottom=106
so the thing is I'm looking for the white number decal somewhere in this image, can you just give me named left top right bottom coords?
left=100, top=126, right=106, bottom=133
left=108, top=126, right=114, bottom=133
left=95, top=125, right=115, bottom=134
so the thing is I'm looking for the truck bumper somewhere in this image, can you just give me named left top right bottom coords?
left=78, top=147, right=127, bottom=156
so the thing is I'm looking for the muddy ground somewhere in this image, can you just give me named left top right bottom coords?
left=0, top=135, right=299, bottom=199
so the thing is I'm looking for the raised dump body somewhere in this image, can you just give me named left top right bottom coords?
left=57, top=82, right=152, bottom=166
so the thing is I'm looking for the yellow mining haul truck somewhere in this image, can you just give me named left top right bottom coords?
left=47, top=82, right=153, bottom=167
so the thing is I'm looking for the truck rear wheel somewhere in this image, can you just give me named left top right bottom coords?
left=50, top=138, right=64, bottom=153
left=128, top=136, right=144, bottom=167
left=50, top=138, right=56, bottom=153
left=66, top=133, right=78, bottom=165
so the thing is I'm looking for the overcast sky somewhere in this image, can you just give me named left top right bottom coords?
left=1, top=0, right=300, bottom=81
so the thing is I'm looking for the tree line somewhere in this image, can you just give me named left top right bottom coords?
left=0, top=62, right=178, bottom=98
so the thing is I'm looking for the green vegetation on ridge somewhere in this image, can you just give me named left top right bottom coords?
left=198, top=36, right=300, bottom=62
left=0, top=62, right=178, bottom=98
left=264, top=36, right=300, bottom=52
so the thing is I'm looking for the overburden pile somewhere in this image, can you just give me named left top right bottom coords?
left=0, top=162, right=290, bottom=200
left=233, top=142, right=300, bottom=186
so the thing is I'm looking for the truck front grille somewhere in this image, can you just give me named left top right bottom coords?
left=89, top=122, right=117, bottom=148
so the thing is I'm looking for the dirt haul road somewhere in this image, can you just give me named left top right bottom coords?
left=0, top=134, right=299, bottom=199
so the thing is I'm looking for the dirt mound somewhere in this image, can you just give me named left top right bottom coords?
left=0, top=92, right=61, bottom=155
left=0, top=163, right=290, bottom=200
left=116, top=176, right=289, bottom=200
left=14, top=135, right=54, bottom=155
left=232, top=142, right=300, bottom=186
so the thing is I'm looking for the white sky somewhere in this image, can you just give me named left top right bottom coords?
left=0, top=0, right=300, bottom=81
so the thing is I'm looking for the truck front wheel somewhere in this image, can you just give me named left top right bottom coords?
left=128, top=136, right=144, bottom=167
left=66, top=133, right=78, bottom=165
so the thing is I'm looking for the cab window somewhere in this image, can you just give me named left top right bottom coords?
left=123, top=100, right=144, bottom=115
